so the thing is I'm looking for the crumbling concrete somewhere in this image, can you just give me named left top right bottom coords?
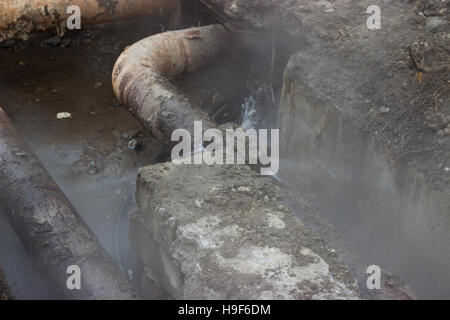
left=131, top=161, right=359, bottom=299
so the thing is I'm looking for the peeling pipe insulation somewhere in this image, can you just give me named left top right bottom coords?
left=112, top=24, right=234, bottom=141
left=0, top=107, right=137, bottom=300
left=0, top=0, right=180, bottom=41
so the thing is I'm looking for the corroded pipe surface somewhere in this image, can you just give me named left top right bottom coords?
left=0, top=107, right=137, bottom=300
left=112, top=24, right=232, bottom=141
left=0, top=0, right=180, bottom=41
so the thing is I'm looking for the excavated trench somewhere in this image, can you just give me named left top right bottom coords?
left=0, top=0, right=448, bottom=300
left=0, top=19, right=407, bottom=299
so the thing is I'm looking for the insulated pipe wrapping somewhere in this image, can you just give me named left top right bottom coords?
left=0, top=0, right=180, bottom=41
left=0, top=107, right=137, bottom=300
left=112, top=24, right=232, bottom=141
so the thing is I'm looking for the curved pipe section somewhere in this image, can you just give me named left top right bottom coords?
left=0, top=107, right=137, bottom=300
left=112, top=24, right=232, bottom=141
left=0, top=0, right=180, bottom=41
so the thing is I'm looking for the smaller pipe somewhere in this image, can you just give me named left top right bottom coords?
left=0, top=0, right=180, bottom=41
left=0, top=107, right=137, bottom=300
left=112, top=24, right=232, bottom=141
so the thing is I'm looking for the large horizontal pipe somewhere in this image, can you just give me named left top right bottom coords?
left=112, top=24, right=232, bottom=141
left=0, top=0, right=180, bottom=41
left=0, top=107, right=137, bottom=299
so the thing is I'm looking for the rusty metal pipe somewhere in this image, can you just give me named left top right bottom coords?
left=0, top=0, right=180, bottom=41
left=0, top=107, right=137, bottom=300
left=112, top=24, right=233, bottom=141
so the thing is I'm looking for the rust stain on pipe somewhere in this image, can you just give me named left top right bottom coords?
left=0, top=0, right=180, bottom=41
left=0, top=107, right=137, bottom=300
left=112, top=24, right=233, bottom=141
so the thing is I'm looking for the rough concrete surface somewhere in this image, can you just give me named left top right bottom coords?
left=131, top=161, right=359, bottom=299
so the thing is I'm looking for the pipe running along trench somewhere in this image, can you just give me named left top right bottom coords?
left=0, top=0, right=182, bottom=299
left=0, top=0, right=180, bottom=41
left=0, top=107, right=137, bottom=299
